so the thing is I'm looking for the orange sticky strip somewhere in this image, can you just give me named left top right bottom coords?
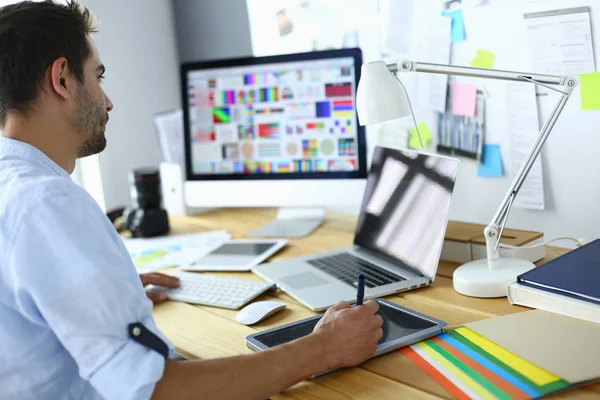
left=431, top=337, right=530, bottom=400
left=400, top=347, right=471, bottom=400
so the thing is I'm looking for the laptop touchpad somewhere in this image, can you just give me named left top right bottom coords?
left=280, top=272, right=328, bottom=290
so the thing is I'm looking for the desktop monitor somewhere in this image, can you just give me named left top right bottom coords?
left=181, top=48, right=367, bottom=236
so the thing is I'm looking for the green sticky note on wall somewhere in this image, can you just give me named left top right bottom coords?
left=580, top=72, right=600, bottom=110
left=409, top=123, right=432, bottom=148
left=470, top=49, right=495, bottom=69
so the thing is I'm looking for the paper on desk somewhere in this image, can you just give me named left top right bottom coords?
left=477, top=144, right=503, bottom=177
left=580, top=72, right=600, bottom=110
left=153, top=109, right=184, bottom=165
left=451, top=82, right=478, bottom=117
left=524, top=7, right=596, bottom=77
left=506, top=82, right=545, bottom=210
left=123, top=230, right=230, bottom=274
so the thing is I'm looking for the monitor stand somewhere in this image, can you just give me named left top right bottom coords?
left=248, top=208, right=325, bottom=238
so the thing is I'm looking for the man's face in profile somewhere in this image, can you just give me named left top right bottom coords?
left=74, top=37, right=112, bottom=158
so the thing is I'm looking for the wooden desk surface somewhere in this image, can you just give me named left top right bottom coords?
left=152, top=208, right=600, bottom=399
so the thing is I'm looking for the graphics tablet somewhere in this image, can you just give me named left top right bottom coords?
left=178, top=239, right=288, bottom=272
left=245, top=299, right=446, bottom=374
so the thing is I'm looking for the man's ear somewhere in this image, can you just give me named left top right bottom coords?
left=48, top=57, right=73, bottom=100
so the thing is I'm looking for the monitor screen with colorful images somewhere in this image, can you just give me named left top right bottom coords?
left=181, top=48, right=367, bottom=181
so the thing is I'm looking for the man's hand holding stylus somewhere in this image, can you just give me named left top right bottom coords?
left=312, top=300, right=384, bottom=369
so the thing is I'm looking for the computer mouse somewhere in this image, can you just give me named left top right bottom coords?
left=235, top=301, right=287, bottom=325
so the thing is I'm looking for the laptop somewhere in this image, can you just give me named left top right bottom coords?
left=252, top=146, right=460, bottom=311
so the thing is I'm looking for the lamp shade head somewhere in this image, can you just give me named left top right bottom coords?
left=356, top=61, right=411, bottom=126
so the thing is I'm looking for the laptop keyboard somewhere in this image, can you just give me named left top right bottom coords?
left=307, top=252, right=406, bottom=288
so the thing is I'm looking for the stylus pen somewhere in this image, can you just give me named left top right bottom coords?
left=356, top=274, right=365, bottom=306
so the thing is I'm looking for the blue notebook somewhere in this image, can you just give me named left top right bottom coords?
left=517, top=239, right=600, bottom=306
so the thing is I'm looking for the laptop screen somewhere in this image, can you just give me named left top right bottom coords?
left=354, top=147, right=459, bottom=279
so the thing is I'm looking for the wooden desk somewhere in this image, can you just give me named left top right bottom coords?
left=152, top=208, right=600, bottom=399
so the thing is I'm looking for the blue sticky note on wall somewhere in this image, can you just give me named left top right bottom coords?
left=442, top=10, right=466, bottom=43
left=478, top=144, right=503, bottom=177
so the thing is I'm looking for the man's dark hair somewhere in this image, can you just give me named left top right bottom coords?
left=0, top=0, right=97, bottom=126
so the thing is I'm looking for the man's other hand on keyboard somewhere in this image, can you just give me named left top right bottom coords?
left=313, top=300, right=384, bottom=369
left=140, top=273, right=181, bottom=304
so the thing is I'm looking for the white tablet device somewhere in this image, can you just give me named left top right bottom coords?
left=178, top=239, right=288, bottom=272
left=245, top=299, right=446, bottom=376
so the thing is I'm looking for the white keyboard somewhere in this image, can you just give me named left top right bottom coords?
left=155, top=271, right=275, bottom=309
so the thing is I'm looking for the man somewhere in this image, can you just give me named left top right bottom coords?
left=0, top=1, right=384, bottom=399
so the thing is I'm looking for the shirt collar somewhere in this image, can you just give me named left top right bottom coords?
left=0, top=137, right=71, bottom=178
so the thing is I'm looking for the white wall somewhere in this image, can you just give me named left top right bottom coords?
left=80, top=0, right=181, bottom=211
left=445, top=0, right=600, bottom=247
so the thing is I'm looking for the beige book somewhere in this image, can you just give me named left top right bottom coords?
left=465, top=310, right=600, bottom=383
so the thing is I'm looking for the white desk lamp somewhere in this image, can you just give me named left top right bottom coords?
left=356, top=59, right=577, bottom=298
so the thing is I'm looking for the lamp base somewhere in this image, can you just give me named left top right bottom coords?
left=452, top=258, right=536, bottom=298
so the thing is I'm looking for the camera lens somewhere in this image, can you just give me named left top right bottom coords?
left=129, top=167, right=162, bottom=209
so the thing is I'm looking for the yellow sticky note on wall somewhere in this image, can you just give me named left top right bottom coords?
left=470, top=49, right=495, bottom=69
left=580, top=72, right=600, bottom=110
left=409, top=123, right=432, bottom=149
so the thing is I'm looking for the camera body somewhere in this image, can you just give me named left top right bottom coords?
left=123, top=168, right=170, bottom=238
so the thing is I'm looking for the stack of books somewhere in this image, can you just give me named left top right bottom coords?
left=507, top=239, right=600, bottom=324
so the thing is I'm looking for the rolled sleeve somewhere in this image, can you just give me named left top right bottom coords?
left=90, top=315, right=167, bottom=400
left=8, top=185, right=173, bottom=400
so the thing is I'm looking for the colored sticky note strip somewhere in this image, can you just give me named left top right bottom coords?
left=431, top=337, right=530, bottom=400
left=403, top=325, right=573, bottom=400
left=427, top=339, right=512, bottom=399
left=440, top=334, right=540, bottom=398
left=442, top=10, right=466, bottom=43
left=447, top=330, right=569, bottom=395
left=455, top=327, right=560, bottom=387
left=417, top=342, right=496, bottom=399
left=409, top=344, right=480, bottom=399
left=452, top=82, right=478, bottom=117
left=470, top=49, right=495, bottom=69
left=580, top=72, right=600, bottom=110
left=409, top=122, right=432, bottom=148
left=478, top=144, right=503, bottom=177
left=400, top=347, right=472, bottom=400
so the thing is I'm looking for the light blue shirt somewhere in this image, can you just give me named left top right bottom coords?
left=0, top=137, right=173, bottom=399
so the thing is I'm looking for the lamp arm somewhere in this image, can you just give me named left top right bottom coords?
left=392, top=60, right=567, bottom=86
left=385, top=58, right=578, bottom=270
left=484, top=79, right=576, bottom=268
